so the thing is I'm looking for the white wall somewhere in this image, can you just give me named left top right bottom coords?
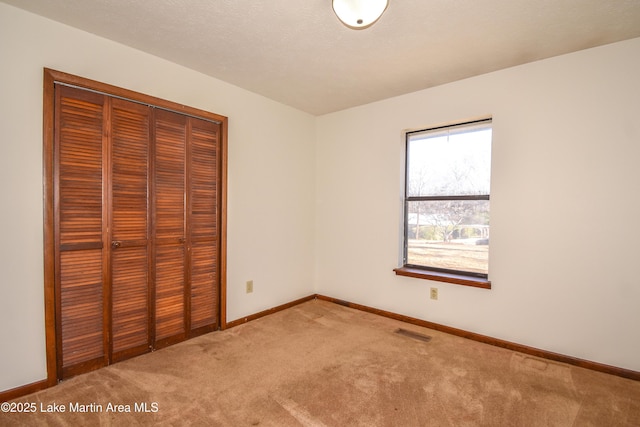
left=315, top=37, right=640, bottom=372
left=0, top=3, right=316, bottom=393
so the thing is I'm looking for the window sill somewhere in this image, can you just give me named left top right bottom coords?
left=393, top=266, right=491, bottom=289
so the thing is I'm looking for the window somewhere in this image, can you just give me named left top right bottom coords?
left=395, top=118, right=492, bottom=288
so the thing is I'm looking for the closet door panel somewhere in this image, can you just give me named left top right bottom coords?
left=189, top=118, right=220, bottom=332
left=111, top=247, right=149, bottom=358
left=189, top=119, right=218, bottom=240
left=55, top=85, right=107, bottom=377
left=155, top=245, right=186, bottom=341
left=59, top=250, right=104, bottom=373
left=190, top=241, right=217, bottom=330
left=57, top=87, right=104, bottom=246
left=154, top=110, right=186, bottom=240
left=154, top=109, right=187, bottom=345
left=110, top=99, right=151, bottom=360
left=111, top=99, right=149, bottom=242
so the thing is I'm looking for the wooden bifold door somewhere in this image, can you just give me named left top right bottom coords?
left=49, top=76, right=225, bottom=380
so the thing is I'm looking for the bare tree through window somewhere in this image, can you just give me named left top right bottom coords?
left=404, top=119, right=492, bottom=277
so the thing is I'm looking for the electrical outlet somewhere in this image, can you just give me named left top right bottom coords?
left=246, top=280, right=253, bottom=294
left=430, top=287, right=438, bottom=300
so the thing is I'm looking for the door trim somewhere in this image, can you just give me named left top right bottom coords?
left=43, top=68, right=228, bottom=385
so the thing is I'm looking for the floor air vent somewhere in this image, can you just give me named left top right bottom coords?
left=394, top=328, right=432, bottom=342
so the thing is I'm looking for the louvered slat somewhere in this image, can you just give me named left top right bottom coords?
left=112, top=247, right=148, bottom=355
left=190, top=120, right=218, bottom=240
left=60, top=249, right=104, bottom=367
left=155, top=111, right=186, bottom=240
left=155, top=245, right=185, bottom=340
left=111, top=100, right=149, bottom=241
left=190, top=241, right=217, bottom=329
left=58, top=90, right=103, bottom=246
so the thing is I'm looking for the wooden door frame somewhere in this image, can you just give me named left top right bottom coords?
left=43, top=68, right=228, bottom=385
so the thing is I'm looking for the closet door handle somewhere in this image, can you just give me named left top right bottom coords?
left=111, top=241, right=121, bottom=249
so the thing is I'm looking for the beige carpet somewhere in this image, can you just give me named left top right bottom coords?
left=4, top=299, right=640, bottom=426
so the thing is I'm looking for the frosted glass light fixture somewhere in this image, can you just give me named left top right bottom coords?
left=332, top=0, right=389, bottom=29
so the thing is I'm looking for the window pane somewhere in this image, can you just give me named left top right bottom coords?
left=406, top=200, right=489, bottom=275
left=407, top=124, right=491, bottom=197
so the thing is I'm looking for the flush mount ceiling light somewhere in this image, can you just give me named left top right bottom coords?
left=332, top=0, right=389, bottom=29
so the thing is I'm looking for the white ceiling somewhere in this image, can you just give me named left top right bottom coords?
left=4, top=0, right=640, bottom=115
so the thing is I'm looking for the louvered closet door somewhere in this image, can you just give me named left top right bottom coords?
left=189, top=117, right=220, bottom=333
left=52, top=77, right=222, bottom=380
left=55, top=85, right=108, bottom=378
left=110, top=98, right=152, bottom=362
left=153, top=109, right=187, bottom=347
